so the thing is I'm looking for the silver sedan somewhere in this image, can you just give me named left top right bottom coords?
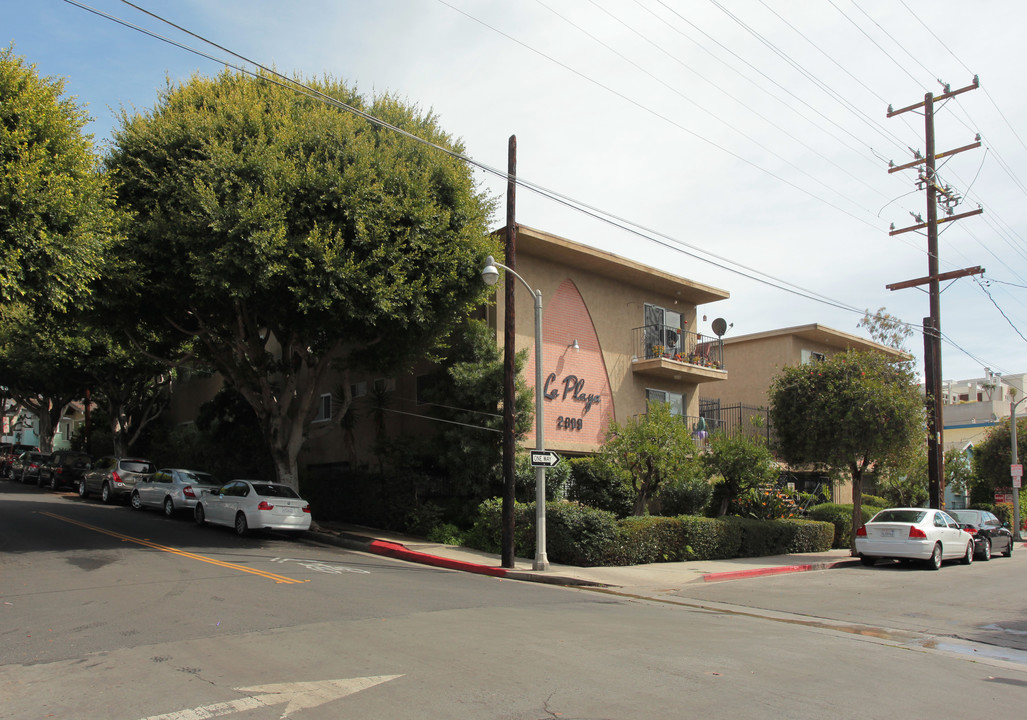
left=131, top=468, right=221, bottom=517
left=193, top=479, right=312, bottom=536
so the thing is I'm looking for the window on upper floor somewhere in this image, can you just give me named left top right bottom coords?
left=801, top=349, right=827, bottom=364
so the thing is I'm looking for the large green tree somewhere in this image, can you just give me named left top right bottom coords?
left=0, top=46, right=112, bottom=312
left=106, top=70, right=498, bottom=488
left=704, top=432, right=778, bottom=517
left=971, top=417, right=1027, bottom=504
left=601, top=401, right=696, bottom=516
left=769, top=350, right=923, bottom=551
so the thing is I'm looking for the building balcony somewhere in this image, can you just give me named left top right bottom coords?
left=631, top=325, right=727, bottom=383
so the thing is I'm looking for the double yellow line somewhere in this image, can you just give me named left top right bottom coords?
left=40, top=512, right=307, bottom=584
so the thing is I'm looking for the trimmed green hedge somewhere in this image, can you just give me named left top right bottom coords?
left=465, top=499, right=834, bottom=566
left=807, top=503, right=886, bottom=548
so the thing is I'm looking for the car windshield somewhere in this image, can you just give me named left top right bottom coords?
left=949, top=510, right=980, bottom=524
left=251, top=483, right=300, bottom=499
left=871, top=509, right=927, bottom=523
left=121, top=461, right=155, bottom=474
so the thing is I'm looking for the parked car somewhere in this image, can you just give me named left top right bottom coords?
left=2, top=443, right=38, bottom=478
left=948, top=509, right=1014, bottom=560
left=11, top=451, right=50, bottom=484
left=131, top=468, right=221, bottom=517
left=855, top=507, right=975, bottom=570
left=78, top=456, right=157, bottom=504
left=194, top=480, right=312, bottom=536
left=38, top=450, right=91, bottom=490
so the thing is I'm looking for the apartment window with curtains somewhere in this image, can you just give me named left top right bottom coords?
left=646, top=388, right=684, bottom=416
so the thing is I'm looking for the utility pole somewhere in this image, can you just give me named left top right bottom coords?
left=501, top=136, right=517, bottom=569
left=886, top=78, right=983, bottom=510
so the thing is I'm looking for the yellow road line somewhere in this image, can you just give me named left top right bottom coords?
left=39, top=511, right=307, bottom=584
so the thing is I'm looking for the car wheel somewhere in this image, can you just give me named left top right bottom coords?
left=78, top=480, right=89, bottom=498
left=859, top=556, right=876, bottom=567
left=1002, top=538, right=1014, bottom=558
left=980, top=538, right=991, bottom=561
left=130, top=491, right=143, bottom=510
left=234, top=512, right=248, bottom=537
left=194, top=504, right=206, bottom=526
left=101, top=482, right=113, bottom=504
left=961, top=541, right=974, bottom=565
left=163, top=497, right=175, bottom=518
left=925, top=543, right=943, bottom=570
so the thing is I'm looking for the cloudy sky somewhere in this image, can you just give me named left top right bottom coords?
left=8, top=0, right=1027, bottom=383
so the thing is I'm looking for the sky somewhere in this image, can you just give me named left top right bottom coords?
left=7, top=0, right=1027, bottom=384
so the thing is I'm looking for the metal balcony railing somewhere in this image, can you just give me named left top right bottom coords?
left=632, top=325, right=724, bottom=370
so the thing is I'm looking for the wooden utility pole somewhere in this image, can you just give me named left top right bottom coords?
left=501, top=136, right=517, bottom=568
left=886, top=78, right=982, bottom=509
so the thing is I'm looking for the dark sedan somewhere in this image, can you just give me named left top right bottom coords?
left=949, top=509, right=1014, bottom=560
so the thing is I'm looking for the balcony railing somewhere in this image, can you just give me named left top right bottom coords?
left=632, top=325, right=723, bottom=370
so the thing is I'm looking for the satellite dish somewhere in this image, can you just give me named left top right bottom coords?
left=711, top=317, right=728, bottom=337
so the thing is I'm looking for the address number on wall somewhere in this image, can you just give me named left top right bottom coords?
left=556, top=416, right=583, bottom=431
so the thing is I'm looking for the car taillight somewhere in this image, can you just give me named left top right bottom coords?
left=908, top=526, right=927, bottom=539
left=55, top=468, right=64, bottom=475
left=112, top=471, right=122, bottom=484
left=963, top=526, right=977, bottom=535
left=302, top=504, right=311, bottom=514
left=856, top=525, right=867, bottom=537
left=183, top=486, right=196, bottom=498
left=257, top=501, right=274, bottom=511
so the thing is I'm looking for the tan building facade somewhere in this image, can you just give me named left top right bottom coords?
left=492, top=225, right=730, bottom=456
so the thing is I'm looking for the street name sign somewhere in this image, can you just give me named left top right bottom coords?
left=530, top=450, right=561, bottom=467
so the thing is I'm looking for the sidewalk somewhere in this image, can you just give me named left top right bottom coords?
left=303, top=521, right=862, bottom=597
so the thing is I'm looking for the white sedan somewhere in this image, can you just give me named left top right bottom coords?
left=855, top=507, right=975, bottom=570
left=194, top=480, right=312, bottom=536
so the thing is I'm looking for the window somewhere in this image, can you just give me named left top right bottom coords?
left=314, top=393, right=332, bottom=422
left=801, top=349, right=827, bottom=364
left=373, top=378, right=395, bottom=393
left=646, top=388, right=684, bottom=416
left=350, top=382, right=367, bottom=399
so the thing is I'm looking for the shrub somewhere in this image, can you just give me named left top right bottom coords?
left=679, top=515, right=739, bottom=560
left=654, top=468, right=713, bottom=517
left=566, top=456, right=634, bottom=518
left=721, top=515, right=793, bottom=556
left=546, top=502, right=619, bottom=567
left=861, top=493, right=890, bottom=508
left=783, top=519, right=835, bottom=553
left=426, top=522, right=465, bottom=545
left=608, top=516, right=687, bottom=565
left=464, top=498, right=535, bottom=557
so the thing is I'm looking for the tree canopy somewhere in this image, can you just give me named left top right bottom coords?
left=600, top=401, right=696, bottom=516
left=0, top=46, right=113, bottom=312
left=768, top=350, right=923, bottom=550
left=105, top=69, right=499, bottom=487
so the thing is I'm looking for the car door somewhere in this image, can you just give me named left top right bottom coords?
left=85, top=457, right=113, bottom=493
left=938, top=511, right=965, bottom=558
left=206, top=482, right=237, bottom=525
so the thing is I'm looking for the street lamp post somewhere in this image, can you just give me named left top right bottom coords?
left=482, top=255, right=549, bottom=570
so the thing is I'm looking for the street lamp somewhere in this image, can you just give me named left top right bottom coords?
left=482, top=255, right=550, bottom=570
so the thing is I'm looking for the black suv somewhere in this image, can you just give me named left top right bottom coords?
left=39, top=450, right=92, bottom=490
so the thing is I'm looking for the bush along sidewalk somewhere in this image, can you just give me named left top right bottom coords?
left=463, top=498, right=835, bottom=567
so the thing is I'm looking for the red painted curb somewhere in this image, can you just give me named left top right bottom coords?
left=368, top=540, right=510, bottom=578
left=702, top=564, right=813, bottom=583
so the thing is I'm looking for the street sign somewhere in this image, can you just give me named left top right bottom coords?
left=1012, top=464, right=1022, bottom=489
left=529, top=450, right=561, bottom=467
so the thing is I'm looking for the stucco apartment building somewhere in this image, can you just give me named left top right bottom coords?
left=291, top=224, right=732, bottom=472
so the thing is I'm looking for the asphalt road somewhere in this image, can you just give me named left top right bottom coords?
left=3, top=479, right=1026, bottom=719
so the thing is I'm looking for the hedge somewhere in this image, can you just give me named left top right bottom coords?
left=465, top=499, right=834, bottom=566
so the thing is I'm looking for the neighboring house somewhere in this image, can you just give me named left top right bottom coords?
left=2, top=400, right=87, bottom=451
left=706, top=324, right=911, bottom=504
left=932, top=369, right=1024, bottom=509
